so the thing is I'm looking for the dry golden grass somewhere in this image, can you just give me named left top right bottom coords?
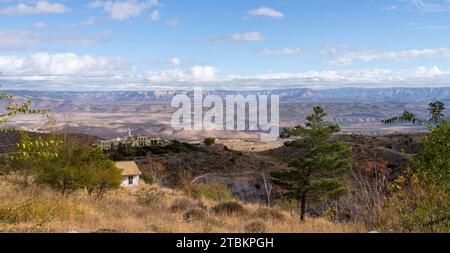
left=0, top=177, right=365, bottom=233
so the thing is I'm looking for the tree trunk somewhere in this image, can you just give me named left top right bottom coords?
left=300, top=195, right=306, bottom=222
left=262, top=173, right=272, bottom=207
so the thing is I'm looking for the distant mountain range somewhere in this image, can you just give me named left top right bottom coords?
left=2, top=87, right=447, bottom=138
left=4, top=87, right=450, bottom=104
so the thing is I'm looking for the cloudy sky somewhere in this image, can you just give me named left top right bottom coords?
left=1, top=0, right=450, bottom=90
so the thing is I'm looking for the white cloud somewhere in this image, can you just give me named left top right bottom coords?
left=191, top=66, right=217, bottom=81
left=2, top=53, right=450, bottom=90
left=89, top=0, right=151, bottom=21
left=261, top=48, right=302, bottom=55
left=58, top=38, right=104, bottom=45
left=0, top=1, right=70, bottom=15
left=33, top=22, right=47, bottom=29
left=416, top=65, right=445, bottom=77
left=150, top=10, right=160, bottom=21
left=166, top=17, right=180, bottom=26
left=0, top=31, right=107, bottom=51
left=205, top=32, right=266, bottom=43
left=381, top=5, right=398, bottom=11
left=81, top=16, right=108, bottom=26
left=0, top=52, right=450, bottom=90
left=409, top=0, right=450, bottom=12
left=149, top=0, right=160, bottom=7
left=147, top=69, right=187, bottom=82
left=168, top=57, right=181, bottom=66
left=406, top=22, right=448, bottom=30
left=248, top=7, right=284, bottom=19
left=232, top=68, right=394, bottom=83
left=0, top=31, right=41, bottom=51
left=326, top=47, right=450, bottom=66
left=229, top=32, right=265, bottom=41
left=142, top=66, right=450, bottom=90
left=0, top=53, right=128, bottom=76
left=147, top=65, right=217, bottom=82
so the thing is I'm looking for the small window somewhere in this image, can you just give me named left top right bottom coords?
left=128, top=176, right=133, bottom=185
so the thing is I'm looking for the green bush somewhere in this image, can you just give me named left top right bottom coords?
left=382, top=170, right=450, bottom=232
left=189, top=183, right=235, bottom=202
left=204, top=137, right=216, bottom=146
left=165, top=141, right=200, bottom=153
left=136, top=188, right=163, bottom=207
left=141, top=172, right=154, bottom=185
left=32, top=144, right=121, bottom=197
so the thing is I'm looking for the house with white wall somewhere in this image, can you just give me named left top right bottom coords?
left=97, top=136, right=166, bottom=150
left=115, top=161, right=142, bottom=187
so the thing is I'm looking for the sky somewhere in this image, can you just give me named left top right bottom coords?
left=0, top=0, right=450, bottom=91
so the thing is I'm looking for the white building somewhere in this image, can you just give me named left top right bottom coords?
left=97, top=136, right=166, bottom=150
left=115, top=161, right=142, bottom=187
left=129, top=136, right=166, bottom=148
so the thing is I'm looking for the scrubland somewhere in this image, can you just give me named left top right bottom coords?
left=0, top=178, right=363, bottom=233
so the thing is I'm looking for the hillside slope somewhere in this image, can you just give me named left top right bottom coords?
left=0, top=179, right=362, bottom=233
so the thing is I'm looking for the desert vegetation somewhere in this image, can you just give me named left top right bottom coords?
left=0, top=179, right=364, bottom=233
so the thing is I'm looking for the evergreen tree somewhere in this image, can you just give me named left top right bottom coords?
left=271, top=107, right=352, bottom=221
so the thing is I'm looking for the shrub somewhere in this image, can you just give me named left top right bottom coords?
left=204, top=137, right=216, bottom=146
left=164, top=141, right=200, bottom=153
left=0, top=199, right=63, bottom=225
left=253, top=208, right=285, bottom=221
left=178, top=171, right=196, bottom=193
left=211, top=201, right=246, bottom=216
left=147, top=161, right=167, bottom=185
left=34, top=147, right=122, bottom=198
left=82, top=152, right=123, bottom=199
left=136, top=187, right=163, bottom=207
left=183, top=208, right=208, bottom=222
left=189, top=183, right=235, bottom=202
left=170, top=198, right=198, bottom=213
left=338, top=153, right=390, bottom=228
left=274, top=199, right=299, bottom=214
left=245, top=220, right=266, bottom=233
left=141, top=172, right=154, bottom=185
left=323, top=206, right=338, bottom=222
left=382, top=169, right=450, bottom=232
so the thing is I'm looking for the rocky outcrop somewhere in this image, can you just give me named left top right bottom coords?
left=192, top=172, right=271, bottom=203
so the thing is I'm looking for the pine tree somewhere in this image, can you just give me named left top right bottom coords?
left=271, top=107, right=352, bottom=221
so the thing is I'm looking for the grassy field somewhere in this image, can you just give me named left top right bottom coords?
left=0, top=178, right=363, bottom=233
